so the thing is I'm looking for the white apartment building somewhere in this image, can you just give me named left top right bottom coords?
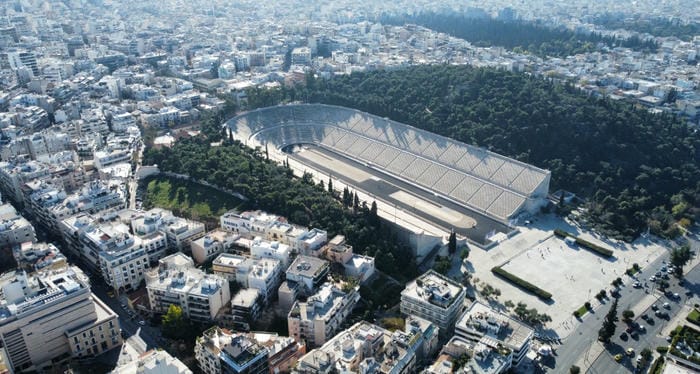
left=82, top=222, right=149, bottom=292
left=250, top=237, right=291, bottom=268
left=220, top=210, right=327, bottom=254
left=111, top=349, right=192, bottom=374
left=131, top=208, right=205, bottom=252
left=190, top=229, right=238, bottom=265
left=455, top=301, right=534, bottom=367
left=211, top=253, right=247, bottom=281
left=0, top=267, right=121, bottom=373
left=0, top=202, right=35, bottom=247
left=400, top=270, right=466, bottom=336
left=196, top=327, right=305, bottom=374
left=239, top=258, right=281, bottom=305
left=146, top=253, right=231, bottom=322
left=287, top=282, right=360, bottom=348
left=93, top=147, right=132, bottom=170
left=296, top=321, right=423, bottom=374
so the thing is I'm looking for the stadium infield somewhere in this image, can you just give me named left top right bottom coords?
left=288, top=145, right=513, bottom=246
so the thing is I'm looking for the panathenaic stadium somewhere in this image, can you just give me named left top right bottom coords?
left=227, top=104, right=550, bottom=251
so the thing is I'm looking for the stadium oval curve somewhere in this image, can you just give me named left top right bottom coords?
left=226, top=104, right=551, bottom=224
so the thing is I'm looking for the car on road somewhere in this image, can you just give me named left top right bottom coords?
left=615, top=354, right=623, bottom=362
left=633, top=281, right=642, bottom=288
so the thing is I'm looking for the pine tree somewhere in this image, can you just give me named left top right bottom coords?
left=328, top=177, right=333, bottom=193
left=353, top=193, right=360, bottom=212
left=598, top=298, right=618, bottom=342
left=448, top=230, right=457, bottom=254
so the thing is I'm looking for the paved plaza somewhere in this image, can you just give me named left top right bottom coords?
left=466, top=214, right=668, bottom=338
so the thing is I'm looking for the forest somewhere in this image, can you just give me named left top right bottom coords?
left=244, top=65, right=700, bottom=241
left=591, top=13, right=700, bottom=42
left=381, top=13, right=659, bottom=57
left=143, top=133, right=418, bottom=282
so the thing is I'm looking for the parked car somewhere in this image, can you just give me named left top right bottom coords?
left=615, top=354, right=623, bottom=362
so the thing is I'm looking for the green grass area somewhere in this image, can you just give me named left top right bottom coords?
left=574, top=304, right=589, bottom=318
left=687, top=309, right=700, bottom=327
left=142, top=176, right=245, bottom=228
left=491, top=266, right=553, bottom=300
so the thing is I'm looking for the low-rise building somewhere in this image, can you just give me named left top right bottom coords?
left=250, top=237, right=291, bottom=268
left=321, top=235, right=375, bottom=283
left=212, top=253, right=247, bottom=281
left=146, top=253, right=231, bottom=322
left=0, top=202, right=35, bottom=246
left=13, top=242, right=67, bottom=272
left=191, top=229, right=238, bottom=265
left=400, top=270, right=466, bottom=336
left=0, top=266, right=121, bottom=372
left=287, top=282, right=360, bottom=348
left=110, top=349, right=192, bottom=374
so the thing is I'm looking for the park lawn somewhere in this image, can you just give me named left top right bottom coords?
left=142, top=176, right=245, bottom=228
left=687, top=308, right=700, bottom=327
left=575, top=304, right=589, bottom=317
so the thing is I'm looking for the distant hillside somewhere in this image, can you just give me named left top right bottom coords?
left=246, top=65, right=700, bottom=241
left=381, top=13, right=658, bottom=57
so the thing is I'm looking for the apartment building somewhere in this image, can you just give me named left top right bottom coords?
left=0, top=202, right=35, bottom=247
left=278, top=255, right=329, bottom=310
left=146, top=253, right=231, bottom=322
left=83, top=222, right=149, bottom=292
left=111, top=349, right=192, bottom=374
left=455, top=301, right=534, bottom=367
left=295, top=321, right=424, bottom=374
left=0, top=267, right=121, bottom=372
left=287, top=282, right=360, bottom=348
left=190, top=229, right=238, bottom=265
left=400, top=270, right=466, bottom=336
left=196, top=326, right=305, bottom=374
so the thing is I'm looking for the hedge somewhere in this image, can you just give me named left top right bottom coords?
left=649, top=356, right=664, bottom=374
left=656, top=346, right=668, bottom=354
left=554, top=229, right=613, bottom=257
left=687, top=308, right=700, bottom=327
left=491, top=266, right=553, bottom=300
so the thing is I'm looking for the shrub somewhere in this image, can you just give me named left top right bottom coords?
left=584, top=302, right=591, bottom=309
left=656, top=346, right=668, bottom=354
left=569, top=365, right=581, bottom=374
left=491, top=267, right=553, bottom=300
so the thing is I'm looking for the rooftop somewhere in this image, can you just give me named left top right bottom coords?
left=402, top=270, right=465, bottom=310
left=286, top=255, right=329, bottom=278
left=456, top=301, right=534, bottom=351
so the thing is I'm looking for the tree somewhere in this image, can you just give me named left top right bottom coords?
left=162, top=305, right=186, bottom=339
left=448, top=230, right=457, bottom=254
left=460, top=247, right=470, bottom=260
left=671, top=245, right=693, bottom=278
left=327, top=177, right=333, bottom=193
left=570, top=366, right=581, bottom=374
left=641, top=348, right=652, bottom=362
left=622, top=310, right=635, bottom=321
left=598, top=298, right=618, bottom=342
